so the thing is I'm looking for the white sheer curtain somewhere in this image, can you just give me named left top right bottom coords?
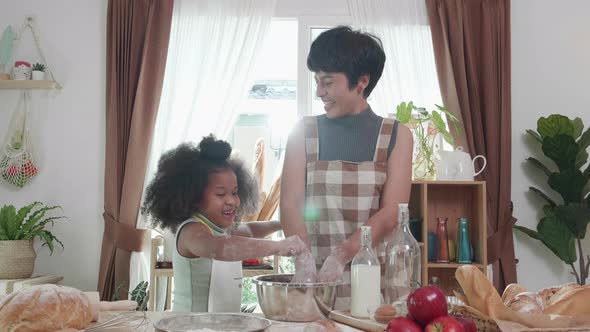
left=129, top=0, right=276, bottom=306
left=347, top=0, right=442, bottom=116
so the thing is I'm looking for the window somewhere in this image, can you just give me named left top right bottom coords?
left=227, top=17, right=352, bottom=190
left=228, top=19, right=298, bottom=200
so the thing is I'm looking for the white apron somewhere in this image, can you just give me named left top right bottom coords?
left=195, top=214, right=243, bottom=312
left=172, top=215, right=243, bottom=312
left=207, top=259, right=243, bottom=312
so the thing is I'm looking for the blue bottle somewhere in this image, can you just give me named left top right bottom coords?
left=457, top=217, right=472, bottom=264
left=427, top=232, right=437, bottom=261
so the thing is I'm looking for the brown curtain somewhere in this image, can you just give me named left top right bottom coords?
left=426, top=0, right=516, bottom=292
left=98, top=0, right=173, bottom=300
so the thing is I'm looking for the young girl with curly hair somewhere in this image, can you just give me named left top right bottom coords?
left=143, top=135, right=305, bottom=313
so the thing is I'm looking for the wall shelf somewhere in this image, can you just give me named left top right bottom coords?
left=409, top=180, right=488, bottom=295
left=0, top=80, right=58, bottom=89
left=427, top=263, right=486, bottom=269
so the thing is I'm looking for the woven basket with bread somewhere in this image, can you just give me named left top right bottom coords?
left=450, top=265, right=590, bottom=332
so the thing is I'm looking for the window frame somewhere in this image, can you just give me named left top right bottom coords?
left=296, top=16, right=351, bottom=117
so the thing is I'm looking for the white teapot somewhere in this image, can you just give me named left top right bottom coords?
left=436, top=146, right=487, bottom=181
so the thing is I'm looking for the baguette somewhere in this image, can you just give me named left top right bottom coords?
left=544, top=286, right=590, bottom=316
left=544, top=282, right=582, bottom=307
left=455, top=265, right=505, bottom=317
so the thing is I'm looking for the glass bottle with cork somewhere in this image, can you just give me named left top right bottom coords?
left=384, top=203, right=421, bottom=305
left=350, top=225, right=381, bottom=318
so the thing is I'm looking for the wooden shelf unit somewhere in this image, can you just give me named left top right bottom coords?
left=0, top=80, right=58, bottom=89
left=409, top=181, right=487, bottom=295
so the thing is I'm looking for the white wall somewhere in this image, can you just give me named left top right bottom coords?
left=512, top=0, right=590, bottom=290
left=0, top=1, right=106, bottom=291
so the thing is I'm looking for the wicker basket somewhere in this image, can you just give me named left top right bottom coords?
left=0, top=240, right=36, bottom=279
left=451, top=305, right=502, bottom=332
left=451, top=305, right=590, bottom=332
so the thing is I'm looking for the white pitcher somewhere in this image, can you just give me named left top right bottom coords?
left=436, top=147, right=487, bottom=181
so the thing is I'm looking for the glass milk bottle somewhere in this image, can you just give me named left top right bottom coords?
left=351, top=225, right=381, bottom=318
left=384, top=204, right=422, bottom=304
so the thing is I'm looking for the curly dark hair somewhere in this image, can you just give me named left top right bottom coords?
left=142, top=134, right=260, bottom=232
left=307, top=26, right=385, bottom=98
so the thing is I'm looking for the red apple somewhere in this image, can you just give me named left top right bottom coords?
left=385, top=317, right=422, bottom=332
left=406, top=285, right=448, bottom=325
left=425, top=316, right=464, bottom=332
left=451, top=315, right=477, bottom=332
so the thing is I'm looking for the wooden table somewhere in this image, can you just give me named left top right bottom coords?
left=95, top=311, right=367, bottom=331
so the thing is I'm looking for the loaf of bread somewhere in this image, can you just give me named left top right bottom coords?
left=501, top=283, right=527, bottom=304
left=454, top=265, right=590, bottom=329
left=506, top=291, right=544, bottom=314
left=0, top=284, right=93, bottom=331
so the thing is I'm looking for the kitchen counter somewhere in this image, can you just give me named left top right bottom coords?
left=94, top=311, right=368, bottom=332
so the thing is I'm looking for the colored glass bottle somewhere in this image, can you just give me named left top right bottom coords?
left=457, top=217, right=473, bottom=263
left=435, top=217, right=450, bottom=263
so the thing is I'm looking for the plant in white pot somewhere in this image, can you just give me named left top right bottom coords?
left=31, top=62, right=45, bottom=80
left=0, top=202, right=66, bottom=279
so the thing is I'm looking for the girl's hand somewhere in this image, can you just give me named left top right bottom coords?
left=277, top=235, right=306, bottom=256
left=291, top=249, right=317, bottom=283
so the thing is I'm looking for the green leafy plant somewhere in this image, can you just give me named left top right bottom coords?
left=31, top=62, right=45, bottom=72
left=241, top=277, right=258, bottom=305
left=396, top=102, right=462, bottom=180
left=515, top=114, right=590, bottom=285
left=0, top=202, right=66, bottom=254
left=112, top=281, right=149, bottom=311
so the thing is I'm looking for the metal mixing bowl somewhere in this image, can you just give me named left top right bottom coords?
left=252, top=274, right=341, bottom=322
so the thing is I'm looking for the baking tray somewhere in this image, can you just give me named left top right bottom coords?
left=153, top=313, right=272, bottom=332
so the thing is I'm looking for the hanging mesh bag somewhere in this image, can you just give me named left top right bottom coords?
left=0, top=92, right=38, bottom=188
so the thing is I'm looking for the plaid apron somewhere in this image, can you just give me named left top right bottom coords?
left=304, top=116, right=395, bottom=310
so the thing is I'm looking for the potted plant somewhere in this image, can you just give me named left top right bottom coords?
left=395, top=101, right=462, bottom=180
left=515, top=114, right=590, bottom=285
left=0, top=202, right=66, bottom=279
left=31, top=63, right=45, bottom=80
left=112, top=281, right=149, bottom=311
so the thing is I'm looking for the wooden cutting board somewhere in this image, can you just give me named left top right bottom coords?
left=328, top=310, right=386, bottom=332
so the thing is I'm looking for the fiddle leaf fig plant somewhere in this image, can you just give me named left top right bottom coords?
left=515, top=114, right=590, bottom=285
left=0, top=202, right=66, bottom=254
